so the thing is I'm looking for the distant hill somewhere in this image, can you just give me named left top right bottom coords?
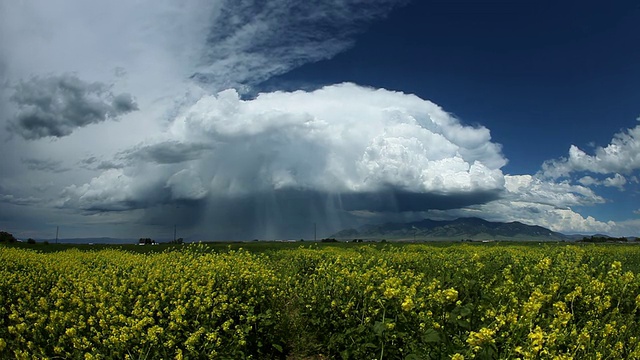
left=332, top=217, right=568, bottom=241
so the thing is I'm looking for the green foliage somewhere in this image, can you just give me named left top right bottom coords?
left=582, top=235, right=628, bottom=243
left=138, top=238, right=155, bottom=245
left=0, top=231, right=17, bottom=243
left=2, top=244, right=640, bottom=358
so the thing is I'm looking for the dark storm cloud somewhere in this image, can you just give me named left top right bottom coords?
left=63, top=186, right=207, bottom=218
left=137, top=200, right=209, bottom=228
left=22, top=157, right=69, bottom=173
left=7, top=74, right=138, bottom=140
left=0, top=194, right=42, bottom=206
left=120, top=141, right=213, bottom=164
left=111, top=93, right=138, bottom=113
left=96, top=161, right=124, bottom=170
left=80, top=156, right=98, bottom=166
left=337, top=189, right=503, bottom=212
left=77, top=200, right=158, bottom=213
left=79, top=157, right=124, bottom=171
left=137, top=188, right=502, bottom=240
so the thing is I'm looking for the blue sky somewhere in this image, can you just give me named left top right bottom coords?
left=265, top=0, right=640, bottom=174
left=1, top=0, right=639, bottom=239
left=262, top=0, right=640, bottom=229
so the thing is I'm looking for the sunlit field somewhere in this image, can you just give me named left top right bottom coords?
left=2, top=242, right=640, bottom=359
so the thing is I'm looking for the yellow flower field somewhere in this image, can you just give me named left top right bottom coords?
left=1, top=243, right=640, bottom=359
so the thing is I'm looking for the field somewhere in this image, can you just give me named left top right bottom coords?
left=2, top=242, right=640, bottom=359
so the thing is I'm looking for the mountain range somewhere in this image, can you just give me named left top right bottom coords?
left=331, top=217, right=570, bottom=241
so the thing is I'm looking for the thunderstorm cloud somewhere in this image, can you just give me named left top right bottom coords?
left=57, top=83, right=508, bottom=238
left=7, top=74, right=138, bottom=140
left=1, top=0, right=637, bottom=238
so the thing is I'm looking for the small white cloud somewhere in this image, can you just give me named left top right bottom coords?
left=577, top=173, right=626, bottom=190
left=602, top=173, right=626, bottom=190
left=578, top=176, right=598, bottom=186
left=542, top=124, right=640, bottom=178
left=610, top=218, right=640, bottom=237
left=504, top=175, right=604, bottom=207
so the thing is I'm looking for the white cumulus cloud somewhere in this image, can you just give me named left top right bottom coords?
left=504, top=175, right=604, bottom=207
left=168, top=83, right=506, bottom=196
left=602, top=174, right=627, bottom=189
left=65, top=83, right=507, bottom=205
left=542, top=124, right=640, bottom=178
left=495, top=202, right=615, bottom=235
left=412, top=174, right=614, bottom=235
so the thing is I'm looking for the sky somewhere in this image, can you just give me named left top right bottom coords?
left=1, top=0, right=639, bottom=240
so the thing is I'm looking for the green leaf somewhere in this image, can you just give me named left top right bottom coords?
left=373, top=321, right=386, bottom=337
left=456, top=319, right=471, bottom=329
left=405, top=354, right=423, bottom=360
left=272, top=343, right=283, bottom=353
left=422, top=328, right=441, bottom=343
left=340, top=349, right=350, bottom=359
left=459, top=305, right=472, bottom=317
